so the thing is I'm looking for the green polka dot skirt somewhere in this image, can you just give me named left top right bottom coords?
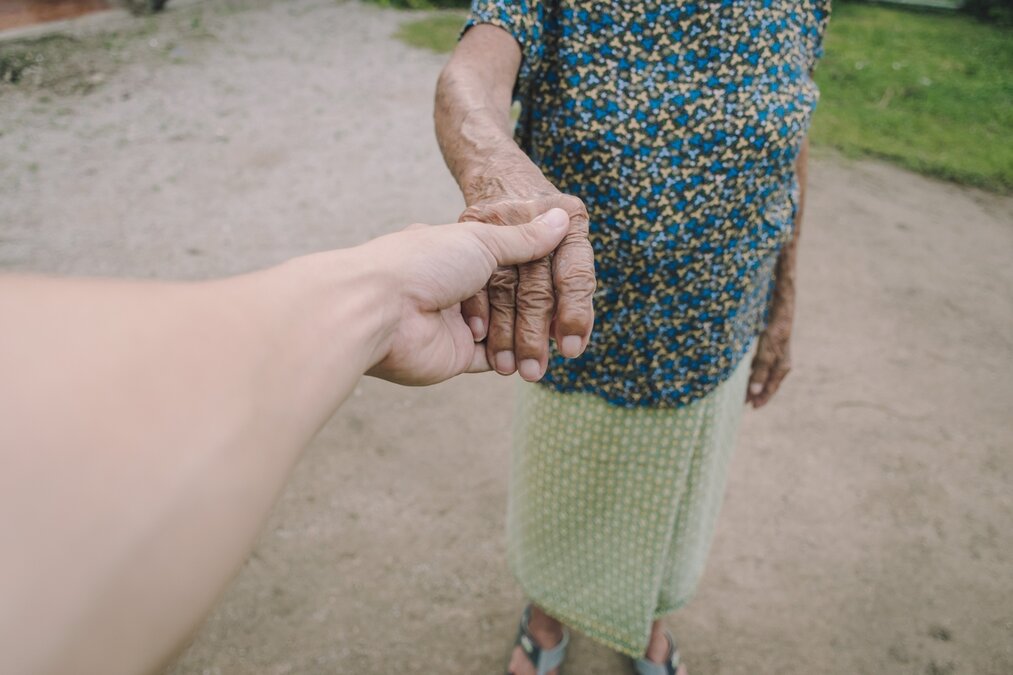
left=508, top=354, right=752, bottom=658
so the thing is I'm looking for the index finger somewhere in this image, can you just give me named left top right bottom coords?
left=551, top=210, right=596, bottom=357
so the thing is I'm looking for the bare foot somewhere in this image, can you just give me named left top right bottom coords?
left=506, top=605, right=565, bottom=675
left=644, top=620, right=688, bottom=675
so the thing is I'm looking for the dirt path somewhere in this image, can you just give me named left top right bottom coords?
left=1, top=1, right=1011, bottom=673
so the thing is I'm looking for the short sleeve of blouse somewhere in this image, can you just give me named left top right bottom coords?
left=464, top=0, right=546, bottom=98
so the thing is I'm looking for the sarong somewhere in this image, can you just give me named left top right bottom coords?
left=508, top=353, right=752, bottom=656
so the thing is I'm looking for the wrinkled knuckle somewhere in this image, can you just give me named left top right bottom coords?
left=486, top=330, right=513, bottom=353
left=490, top=265, right=517, bottom=284
left=517, top=283, right=556, bottom=318
left=558, top=233, right=596, bottom=269
left=514, top=323, right=548, bottom=353
left=517, top=261, right=555, bottom=313
left=561, top=229, right=592, bottom=246
left=506, top=204, right=530, bottom=224
left=487, top=268, right=518, bottom=303
left=486, top=309, right=514, bottom=338
left=562, top=267, right=598, bottom=299
left=487, top=309, right=515, bottom=335
left=488, top=285, right=516, bottom=304
left=529, top=194, right=557, bottom=211
left=521, top=257, right=553, bottom=277
left=559, top=195, right=589, bottom=227
left=460, top=205, right=485, bottom=223
left=557, top=304, right=594, bottom=332
left=560, top=193, right=587, bottom=213
left=462, top=204, right=506, bottom=225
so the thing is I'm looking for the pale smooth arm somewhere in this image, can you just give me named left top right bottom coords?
left=0, top=211, right=570, bottom=675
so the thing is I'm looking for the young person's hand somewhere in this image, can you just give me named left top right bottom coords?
left=365, top=207, right=576, bottom=385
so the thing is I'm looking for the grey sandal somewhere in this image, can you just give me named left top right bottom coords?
left=508, top=605, right=570, bottom=675
left=633, top=631, right=682, bottom=675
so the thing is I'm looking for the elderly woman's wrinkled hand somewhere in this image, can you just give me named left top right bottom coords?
left=747, top=283, right=794, bottom=408
left=459, top=166, right=597, bottom=383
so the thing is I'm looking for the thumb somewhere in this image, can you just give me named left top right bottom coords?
left=470, top=208, right=570, bottom=268
left=747, top=350, right=771, bottom=402
left=748, top=365, right=768, bottom=397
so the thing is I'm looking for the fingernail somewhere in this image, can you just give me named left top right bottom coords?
left=495, top=351, right=515, bottom=373
left=518, top=359, right=541, bottom=381
left=541, top=208, right=569, bottom=230
left=749, top=382, right=763, bottom=395
left=468, top=317, right=485, bottom=340
left=560, top=335, right=583, bottom=358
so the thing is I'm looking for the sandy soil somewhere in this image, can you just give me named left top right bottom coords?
left=1, top=1, right=1011, bottom=673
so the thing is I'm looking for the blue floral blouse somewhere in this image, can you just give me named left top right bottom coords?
left=465, top=0, right=830, bottom=407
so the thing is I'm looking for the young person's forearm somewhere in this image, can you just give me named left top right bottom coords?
left=0, top=212, right=574, bottom=675
left=0, top=250, right=392, bottom=675
left=434, top=25, right=553, bottom=203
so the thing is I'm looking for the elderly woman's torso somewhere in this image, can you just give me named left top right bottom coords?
left=483, top=0, right=830, bottom=406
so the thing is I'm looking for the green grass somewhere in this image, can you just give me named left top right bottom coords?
left=0, top=35, right=81, bottom=86
left=395, top=4, right=1012, bottom=191
left=812, top=3, right=1013, bottom=191
left=395, top=12, right=466, bottom=53
left=368, top=0, right=468, bottom=9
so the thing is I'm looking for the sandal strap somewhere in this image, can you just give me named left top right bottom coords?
left=513, top=606, right=570, bottom=675
left=633, top=631, right=681, bottom=675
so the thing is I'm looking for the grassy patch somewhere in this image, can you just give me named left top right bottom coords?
left=811, top=3, right=1013, bottom=191
left=0, top=6, right=219, bottom=96
left=0, top=35, right=95, bottom=92
left=395, top=12, right=466, bottom=53
left=399, top=4, right=1011, bottom=191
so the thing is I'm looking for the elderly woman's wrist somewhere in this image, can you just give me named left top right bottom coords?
left=460, top=150, right=555, bottom=205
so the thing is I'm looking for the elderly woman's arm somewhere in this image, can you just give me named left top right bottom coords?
left=435, top=24, right=596, bottom=382
left=747, top=136, right=809, bottom=407
left=0, top=211, right=569, bottom=675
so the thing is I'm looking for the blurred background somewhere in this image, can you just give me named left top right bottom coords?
left=1, top=0, right=1010, bottom=673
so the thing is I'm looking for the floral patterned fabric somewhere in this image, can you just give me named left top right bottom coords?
left=466, top=0, right=829, bottom=407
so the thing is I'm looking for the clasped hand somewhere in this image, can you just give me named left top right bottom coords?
left=366, top=207, right=592, bottom=386
left=457, top=177, right=597, bottom=382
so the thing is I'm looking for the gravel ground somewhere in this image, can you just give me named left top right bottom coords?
left=1, top=1, right=1011, bottom=673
